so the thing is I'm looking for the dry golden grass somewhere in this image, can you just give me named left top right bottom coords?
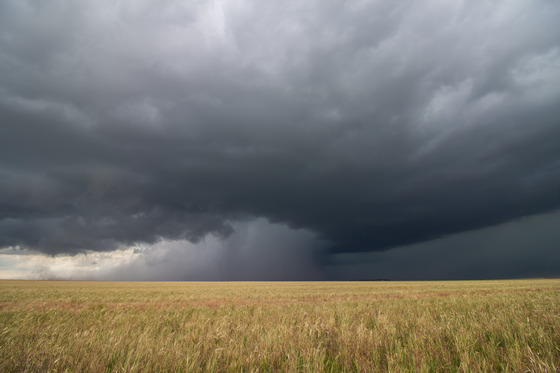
left=1, top=279, right=559, bottom=372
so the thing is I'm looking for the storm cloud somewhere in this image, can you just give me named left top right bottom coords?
left=1, top=1, right=560, bottom=278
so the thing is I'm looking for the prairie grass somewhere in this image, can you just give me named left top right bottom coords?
left=0, top=279, right=559, bottom=372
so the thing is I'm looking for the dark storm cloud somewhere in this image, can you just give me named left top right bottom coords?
left=327, top=210, right=560, bottom=280
left=1, top=0, right=560, bottom=255
left=89, top=219, right=326, bottom=281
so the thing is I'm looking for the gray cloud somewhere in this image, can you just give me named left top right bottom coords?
left=1, top=218, right=325, bottom=281
left=107, top=218, right=326, bottom=281
left=328, top=210, right=560, bottom=280
left=1, top=1, right=560, bottom=277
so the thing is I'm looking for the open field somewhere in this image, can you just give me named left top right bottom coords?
left=0, top=279, right=559, bottom=372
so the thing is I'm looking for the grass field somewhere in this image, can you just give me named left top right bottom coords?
left=0, top=279, right=559, bottom=372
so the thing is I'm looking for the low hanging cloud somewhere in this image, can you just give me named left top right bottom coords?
left=327, top=210, right=560, bottom=280
left=1, top=0, right=560, bottom=268
left=0, top=219, right=325, bottom=280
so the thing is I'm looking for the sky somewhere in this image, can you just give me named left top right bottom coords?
left=1, top=0, right=559, bottom=280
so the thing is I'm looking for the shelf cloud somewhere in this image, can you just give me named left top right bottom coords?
left=1, top=1, right=559, bottom=279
